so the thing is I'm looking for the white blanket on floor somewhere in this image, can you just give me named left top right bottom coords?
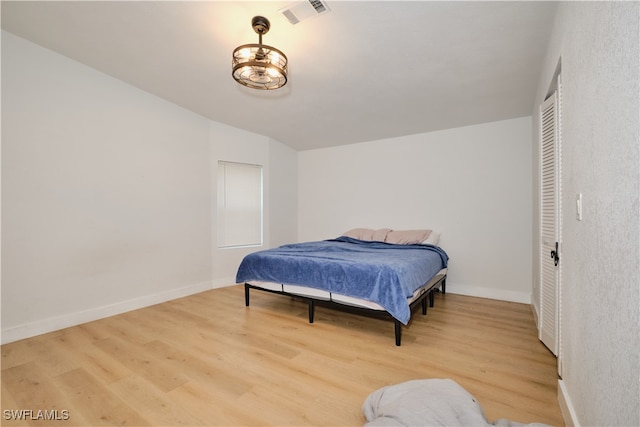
left=362, top=379, right=550, bottom=427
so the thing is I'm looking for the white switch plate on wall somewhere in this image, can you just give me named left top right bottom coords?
left=576, top=193, right=583, bottom=221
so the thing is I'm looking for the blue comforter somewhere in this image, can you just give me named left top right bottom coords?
left=236, top=236, right=449, bottom=324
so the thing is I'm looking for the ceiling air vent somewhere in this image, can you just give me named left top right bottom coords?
left=279, top=0, right=330, bottom=25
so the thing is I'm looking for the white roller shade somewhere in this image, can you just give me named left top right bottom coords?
left=217, top=161, right=263, bottom=248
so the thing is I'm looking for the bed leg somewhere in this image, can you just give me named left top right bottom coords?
left=394, top=320, right=402, bottom=346
left=429, top=290, right=435, bottom=307
left=441, top=277, right=446, bottom=294
left=421, top=296, right=428, bottom=315
left=308, top=300, right=315, bottom=323
left=244, top=283, right=250, bottom=306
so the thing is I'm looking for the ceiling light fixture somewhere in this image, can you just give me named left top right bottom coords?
left=232, top=16, right=288, bottom=90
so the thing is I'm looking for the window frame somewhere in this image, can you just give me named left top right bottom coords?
left=216, top=160, right=264, bottom=249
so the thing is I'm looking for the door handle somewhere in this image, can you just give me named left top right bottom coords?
left=550, top=242, right=559, bottom=267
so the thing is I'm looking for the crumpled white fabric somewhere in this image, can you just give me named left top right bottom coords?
left=362, top=378, right=550, bottom=427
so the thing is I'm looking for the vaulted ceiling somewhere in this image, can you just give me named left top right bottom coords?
left=1, top=1, right=558, bottom=151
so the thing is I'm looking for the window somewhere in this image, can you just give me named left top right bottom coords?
left=217, top=161, right=263, bottom=248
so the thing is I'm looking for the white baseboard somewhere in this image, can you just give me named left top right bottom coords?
left=446, top=282, right=532, bottom=304
left=212, top=277, right=237, bottom=289
left=1, top=280, right=214, bottom=344
left=558, top=379, right=580, bottom=426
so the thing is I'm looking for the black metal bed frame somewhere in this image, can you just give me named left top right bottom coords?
left=244, top=275, right=446, bottom=346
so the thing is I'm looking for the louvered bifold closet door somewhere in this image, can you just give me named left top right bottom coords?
left=540, top=92, right=559, bottom=356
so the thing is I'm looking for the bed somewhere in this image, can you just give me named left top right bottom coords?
left=236, top=228, right=449, bottom=345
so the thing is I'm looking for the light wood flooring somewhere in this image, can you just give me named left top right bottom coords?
left=2, top=285, right=564, bottom=426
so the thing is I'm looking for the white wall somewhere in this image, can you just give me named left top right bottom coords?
left=268, top=138, right=298, bottom=248
left=532, top=3, right=639, bottom=426
left=1, top=31, right=298, bottom=343
left=299, top=117, right=533, bottom=303
left=1, top=31, right=212, bottom=341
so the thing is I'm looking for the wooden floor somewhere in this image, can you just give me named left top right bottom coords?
left=1, top=285, right=564, bottom=426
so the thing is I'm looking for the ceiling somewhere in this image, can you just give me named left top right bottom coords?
left=1, top=1, right=558, bottom=151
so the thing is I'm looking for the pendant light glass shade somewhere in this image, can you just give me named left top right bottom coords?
left=232, top=16, right=288, bottom=90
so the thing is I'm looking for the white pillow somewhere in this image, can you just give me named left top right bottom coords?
left=422, top=231, right=441, bottom=246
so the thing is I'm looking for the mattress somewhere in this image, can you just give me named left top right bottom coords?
left=246, top=268, right=447, bottom=311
